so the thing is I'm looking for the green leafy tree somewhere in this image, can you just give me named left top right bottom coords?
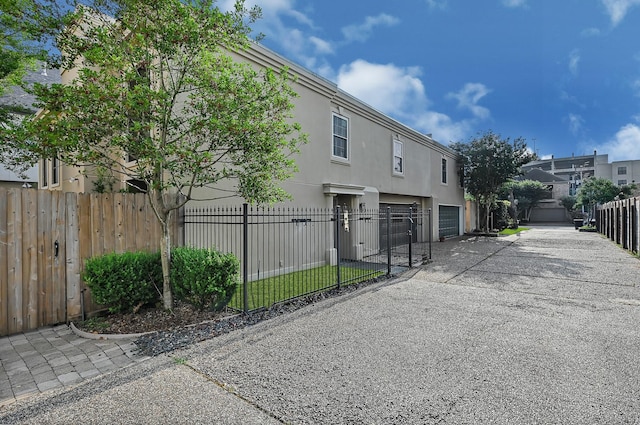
left=0, top=0, right=66, bottom=111
left=452, top=130, right=536, bottom=231
left=499, top=179, right=551, bottom=222
left=576, top=177, right=633, bottom=216
left=619, top=183, right=639, bottom=199
left=1, top=0, right=67, bottom=175
left=559, top=195, right=578, bottom=218
left=10, top=0, right=307, bottom=309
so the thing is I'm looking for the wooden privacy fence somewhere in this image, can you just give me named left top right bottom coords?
left=0, top=189, right=179, bottom=336
left=597, top=196, right=640, bottom=254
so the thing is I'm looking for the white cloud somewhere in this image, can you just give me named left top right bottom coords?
left=600, top=0, right=640, bottom=26
left=222, top=0, right=340, bottom=77
left=337, top=60, right=427, bottom=112
left=569, top=49, right=580, bottom=76
left=412, top=112, right=469, bottom=144
left=593, top=124, right=640, bottom=161
left=567, top=113, right=585, bottom=135
left=309, top=36, right=333, bottom=55
left=502, top=0, right=527, bottom=8
left=341, top=14, right=400, bottom=43
left=446, top=83, right=491, bottom=120
left=336, top=60, right=488, bottom=144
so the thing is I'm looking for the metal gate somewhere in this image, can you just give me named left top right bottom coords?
left=379, top=204, right=417, bottom=249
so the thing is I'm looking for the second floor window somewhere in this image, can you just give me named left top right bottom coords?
left=332, top=114, right=348, bottom=160
left=441, top=157, right=447, bottom=184
left=393, top=140, right=403, bottom=174
left=41, top=160, right=49, bottom=188
left=52, top=157, right=60, bottom=186
left=618, top=166, right=627, bottom=175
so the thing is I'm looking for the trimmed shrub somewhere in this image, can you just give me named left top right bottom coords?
left=171, top=247, right=239, bottom=311
left=83, top=251, right=162, bottom=313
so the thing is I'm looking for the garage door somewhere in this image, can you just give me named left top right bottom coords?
left=439, top=206, right=460, bottom=238
left=530, top=207, right=567, bottom=222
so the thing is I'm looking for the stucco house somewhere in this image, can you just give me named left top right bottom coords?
left=42, top=42, right=466, bottom=243
left=518, top=168, right=571, bottom=222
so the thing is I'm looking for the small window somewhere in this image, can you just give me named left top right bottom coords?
left=41, top=159, right=49, bottom=188
left=125, top=179, right=148, bottom=193
left=441, top=157, right=447, bottom=184
left=618, top=166, right=627, bottom=175
left=52, top=157, right=60, bottom=186
left=393, top=140, right=403, bottom=174
left=332, top=114, right=348, bottom=160
left=618, top=179, right=627, bottom=186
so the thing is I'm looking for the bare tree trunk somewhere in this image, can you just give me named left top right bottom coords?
left=160, top=215, right=173, bottom=310
left=485, top=202, right=491, bottom=232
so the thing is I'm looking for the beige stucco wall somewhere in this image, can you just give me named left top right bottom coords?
left=189, top=44, right=465, bottom=237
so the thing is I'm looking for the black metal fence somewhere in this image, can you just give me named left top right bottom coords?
left=183, top=205, right=432, bottom=313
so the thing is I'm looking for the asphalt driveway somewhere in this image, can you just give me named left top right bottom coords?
left=2, top=225, right=640, bottom=424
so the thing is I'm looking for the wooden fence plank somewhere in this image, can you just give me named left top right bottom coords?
left=114, top=193, right=125, bottom=253
left=124, top=193, right=136, bottom=252
left=65, top=192, right=81, bottom=320
left=22, top=189, right=38, bottom=330
left=52, top=191, right=67, bottom=324
left=37, top=190, right=51, bottom=329
left=102, top=193, right=115, bottom=254
left=77, top=193, right=101, bottom=316
left=7, top=189, right=22, bottom=334
left=134, top=194, right=146, bottom=251
left=0, top=189, right=9, bottom=336
left=90, top=193, right=104, bottom=258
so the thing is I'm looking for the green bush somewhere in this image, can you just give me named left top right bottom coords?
left=83, top=251, right=162, bottom=313
left=171, top=247, right=239, bottom=311
left=491, top=200, right=510, bottom=230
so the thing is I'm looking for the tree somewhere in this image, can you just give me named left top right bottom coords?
left=576, top=178, right=622, bottom=219
left=0, top=0, right=66, bottom=111
left=10, top=0, right=308, bottom=309
left=559, top=195, right=578, bottom=218
left=499, top=179, right=551, bottom=222
left=452, top=130, right=536, bottom=232
left=619, top=183, right=639, bottom=199
left=1, top=0, right=67, bottom=175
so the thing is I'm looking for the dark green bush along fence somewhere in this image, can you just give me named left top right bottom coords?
left=171, top=247, right=239, bottom=311
left=598, top=197, right=640, bottom=254
left=183, top=204, right=433, bottom=313
left=83, top=252, right=162, bottom=313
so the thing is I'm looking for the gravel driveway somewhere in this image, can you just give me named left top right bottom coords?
left=2, top=225, right=640, bottom=424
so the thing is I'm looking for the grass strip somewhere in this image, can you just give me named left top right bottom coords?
left=229, top=264, right=384, bottom=311
left=499, top=227, right=530, bottom=235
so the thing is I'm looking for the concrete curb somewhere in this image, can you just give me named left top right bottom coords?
left=69, top=322, right=152, bottom=340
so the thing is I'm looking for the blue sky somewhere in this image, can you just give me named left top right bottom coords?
left=222, top=0, right=640, bottom=162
